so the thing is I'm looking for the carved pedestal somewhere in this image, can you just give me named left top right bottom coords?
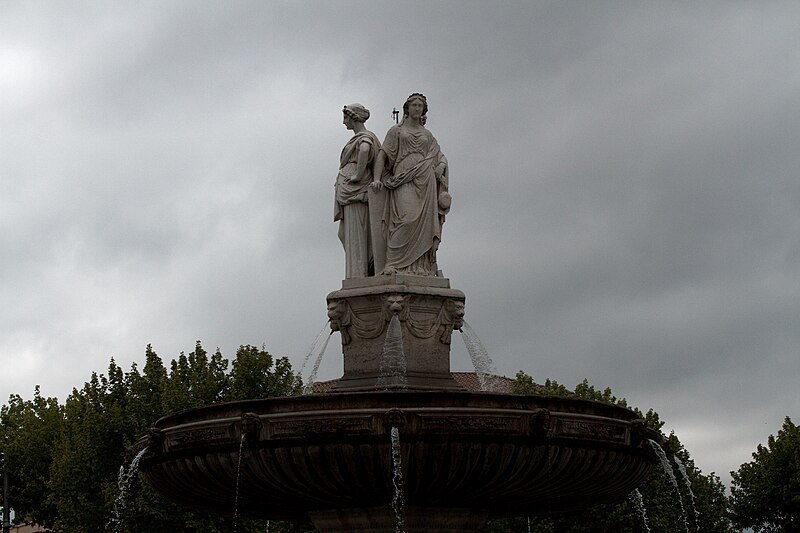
left=327, top=274, right=466, bottom=391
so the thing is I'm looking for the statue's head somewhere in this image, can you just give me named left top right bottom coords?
left=385, top=294, right=405, bottom=314
left=447, top=299, right=465, bottom=329
left=327, top=300, right=345, bottom=326
left=403, top=93, right=428, bottom=122
left=343, top=103, right=370, bottom=123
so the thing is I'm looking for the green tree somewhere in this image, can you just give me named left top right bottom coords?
left=228, top=344, right=301, bottom=400
left=126, top=345, right=168, bottom=433
left=47, top=367, right=129, bottom=531
left=730, top=416, right=800, bottom=532
left=162, top=342, right=229, bottom=412
left=0, top=341, right=308, bottom=532
left=0, top=387, right=63, bottom=527
left=125, top=343, right=305, bottom=532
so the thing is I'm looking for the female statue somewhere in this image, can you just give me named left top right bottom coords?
left=371, top=93, right=449, bottom=276
left=335, top=103, right=381, bottom=278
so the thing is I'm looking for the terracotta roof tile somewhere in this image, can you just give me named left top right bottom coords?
left=310, top=372, right=519, bottom=394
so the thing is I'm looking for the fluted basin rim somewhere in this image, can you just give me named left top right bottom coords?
left=133, top=390, right=661, bottom=520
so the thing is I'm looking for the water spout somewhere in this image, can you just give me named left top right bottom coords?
left=629, top=488, right=650, bottom=533
left=460, top=320, right=501, bottom=391
left=673, top=455, right=700, bottom=532
left=390, top=426, right=405, bottom=533
left=648, top=440, right=688, bottom=533
left=299, top=323, right=329, bottom=378
left=234, top=434, right=245, bottom=532
left=378, top=314, right=407, bottom=389
left=109, top=447, right=147, bottom=532
left=302, top=331, right=333, bottom=395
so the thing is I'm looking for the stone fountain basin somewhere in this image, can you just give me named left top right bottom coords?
left=133, top=391, right=659, bottom=523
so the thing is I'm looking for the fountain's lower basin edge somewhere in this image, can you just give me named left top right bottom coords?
left=131, top=391, right=660, bottom=523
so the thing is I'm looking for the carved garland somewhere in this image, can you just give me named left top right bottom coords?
left=328, top=295, right=465, bottom=345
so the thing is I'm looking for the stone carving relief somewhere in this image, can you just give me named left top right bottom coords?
left=327, top=300, right=352, bottom=345
left=170, top=426, right=229, bottom=448
left=529, top=408, right=552, bottom=437
left=328, top=294, right=465, bottom=345
left=436, top=299, right=465, bottom=344
left=241, top=412, right=263, bottom=439
left=558, top=420, right=628, bottom=443
left=419, top=414, right=521, bottom=434
left=271, top=417, right=374, bottom=438
left=383, top=408, right=407, bottom=431
left=335, top=94, right=451, bottom=279
left=335, top=104, right=381, bottom=278
left=385, top=294, right=405, bottom=314
left=370, top=93, right=450, bottom=277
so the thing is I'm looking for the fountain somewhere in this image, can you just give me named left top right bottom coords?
left=130, top=95, right=660, bottom=532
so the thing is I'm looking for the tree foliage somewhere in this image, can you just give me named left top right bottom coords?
left=730, top=416, right=800, bottom=532
left=0, top=387, right=62, bottom=526
left=1, top=342, right=306, bottom=532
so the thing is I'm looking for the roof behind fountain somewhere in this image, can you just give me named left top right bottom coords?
left=311, top=372, right=527, bottom=394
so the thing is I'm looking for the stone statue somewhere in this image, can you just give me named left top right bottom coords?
left=329, top=93, right=465, bottom=392
left=335, top=104, right=381, bottom=278
left=371, top=93, right=449, bottom=276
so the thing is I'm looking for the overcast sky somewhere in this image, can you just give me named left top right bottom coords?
left=2, top=1, right=799, bottom=489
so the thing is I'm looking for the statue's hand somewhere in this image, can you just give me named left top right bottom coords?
left=369, top=180, right=383, bottom=191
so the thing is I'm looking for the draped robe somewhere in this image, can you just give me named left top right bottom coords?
left=334, top=130, right=380, bottom=278
left=380, top=124, right=448, bottom=275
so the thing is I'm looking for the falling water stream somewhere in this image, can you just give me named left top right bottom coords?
left=629, top=488, right=650, bottom=532
left=302, top=331, right=333, bottom=395
left=377, top=314, right=407, bottom=389
left=649, top=440, right=689, bottom=532
left=673, top=455, right=700, bottom=532
left=234, top=435, right=245, bottom=532
left=390, top=426, right=405, bottom=533
left=109, top=447, right=147, bottom=532
left=299, top=323, right=329, bottom=378
left=460, top=321, right=501, bottom=391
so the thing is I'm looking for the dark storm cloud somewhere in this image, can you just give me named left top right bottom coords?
left=2, top=1, right=799, bottom=486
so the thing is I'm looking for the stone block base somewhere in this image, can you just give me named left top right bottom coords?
left=326, top=274, right=466, bottom=392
